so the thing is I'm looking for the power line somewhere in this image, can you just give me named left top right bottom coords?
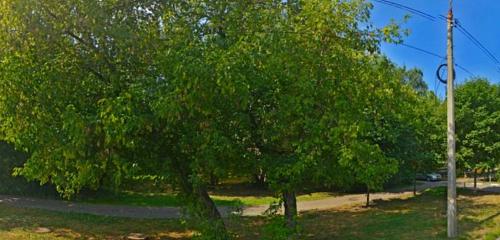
left=400, top=43, right=443, bottom=59
left=456, top=23, right=500, bottom=65
left=454, top=20, right=500, bottom=70
left=438, top=14, right=448, bottom=23
left=398, top=43, right=474, bottom=77
left=371, top=0, right=437, bottom=21
left=454, top=63, right=474, bottom=77
left=441, top=15, right=500, bottom=73
left=372, top=0, right=499, bottom=74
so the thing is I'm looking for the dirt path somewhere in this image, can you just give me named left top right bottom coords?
left=0, top=180, right=496, bottom=219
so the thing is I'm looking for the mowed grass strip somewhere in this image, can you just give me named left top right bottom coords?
left=0, top=187, right=498, bottom=239
left=79, top=190, right=336, bottom=207
left=212, top=192, right=337, bottom=207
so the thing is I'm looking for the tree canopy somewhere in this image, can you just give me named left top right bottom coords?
left=456, top=78, right=499, bottom=186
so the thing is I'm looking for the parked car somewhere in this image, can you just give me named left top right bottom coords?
left=416, top=173, right=442, bottom=182
left=426, top=173, right=442, bottom=181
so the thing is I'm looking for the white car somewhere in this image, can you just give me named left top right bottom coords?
left=425, top=173, right=442, bottom=182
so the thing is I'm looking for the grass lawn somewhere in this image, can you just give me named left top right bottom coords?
left=212, top=192, right=336, bottom=206
left=296, top=188, right=500, bottom=240
left=78, top=188, right=336, bottom=207
left=0, top=204, right=192, bottom=240
left=78, top=190, right=245, bottom=207
left=0, top=187, right=498, bottom=239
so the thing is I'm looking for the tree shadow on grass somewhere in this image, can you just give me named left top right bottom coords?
left=298, top=194, right=444, bottom=239
left=456, top=190, right=500, bottom=240
left=295, top=187, right=499, bottom=240
left=477, top=186, right=500, bottom=193
left=479, top=211, right=500, bottom=224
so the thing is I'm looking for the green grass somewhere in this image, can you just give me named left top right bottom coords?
left=79, top=190, right=243, bottom=207
left=1, top=187, right=498, bottom=239
left=297, top=187, right=500, bottom=240
left=230, top=187, right=500, bottom=240
left=213, top=192, right=336, bottom=206
left=78, top=190, right=335, bottom=207
left=0, top=204, right=191, bottom=240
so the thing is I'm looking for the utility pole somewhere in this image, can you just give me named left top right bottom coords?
left=446, top=0, right=458, bottom=238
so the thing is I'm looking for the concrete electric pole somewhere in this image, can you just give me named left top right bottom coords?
left=446, top=0, right=458, bottom=238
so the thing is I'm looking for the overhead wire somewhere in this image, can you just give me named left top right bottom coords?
left=398, top=43, right=474, bottom=77
left=454, top=21, right=500, bottom=71
left=371, top=0, right=483, bottom=77
left=371, top=0, right=437, bottom=21
left=441, top=14, right=500, bottom=73
left=400, top=43, right=444, bottom=59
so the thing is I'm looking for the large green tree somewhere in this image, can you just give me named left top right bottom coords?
left=456, top=78, right=499, bottom=189
left=224, top=0, right=408, bottom=227
left=0, top=1, right=247, bottom=237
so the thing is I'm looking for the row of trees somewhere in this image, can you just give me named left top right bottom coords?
left=0, top=0, right=497, bottom=238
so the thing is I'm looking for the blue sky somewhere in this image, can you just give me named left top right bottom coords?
left=370, top=0, right=500, bottom=97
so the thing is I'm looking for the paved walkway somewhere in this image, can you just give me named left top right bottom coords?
left=0, top=195, right=184, bottom=219
left=242, top=181, right=447, bottom=216
left=0, top=181, right=497, bottom=219
left=460, top=181, right=500, bottom=193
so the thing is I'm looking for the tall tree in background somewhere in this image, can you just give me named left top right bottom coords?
left=394, top=67, right=446, bottom=195
left=402, top=67, right=428, bottom=95
left=456, top=78, right=499, bottom=189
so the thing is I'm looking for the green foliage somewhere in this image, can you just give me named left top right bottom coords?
left=261, top=216, right=299, bottom=240
left=386, top=67, right=446, bottom=185
left=191, top=220, right=232, bottom=240
left=456, top=78, right=500, bottom=173
left=401, top=67, right=428, bottom=95
left=0, top=0, right=247, bottom=236
left=341, top=141, right=398, bottom=191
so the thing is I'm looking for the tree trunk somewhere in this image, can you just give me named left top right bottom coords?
left=253, top=168, right=266, bottom=186
left=176, top=165, right=228, bottom=238
left=195, top=185, right=225, bottom=225
left=473, top=168, right=477, bottom=190
left=488, top=168, right=492, bottom=183
left=209, top=173, right=218, bottom=186
left=366, top=187, right=370, bottom=207
left=464, top=170, right=467, bottom=188
left=413, top=170, right=417, bottom=196
left=283, top=190, right=297, bottom=230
